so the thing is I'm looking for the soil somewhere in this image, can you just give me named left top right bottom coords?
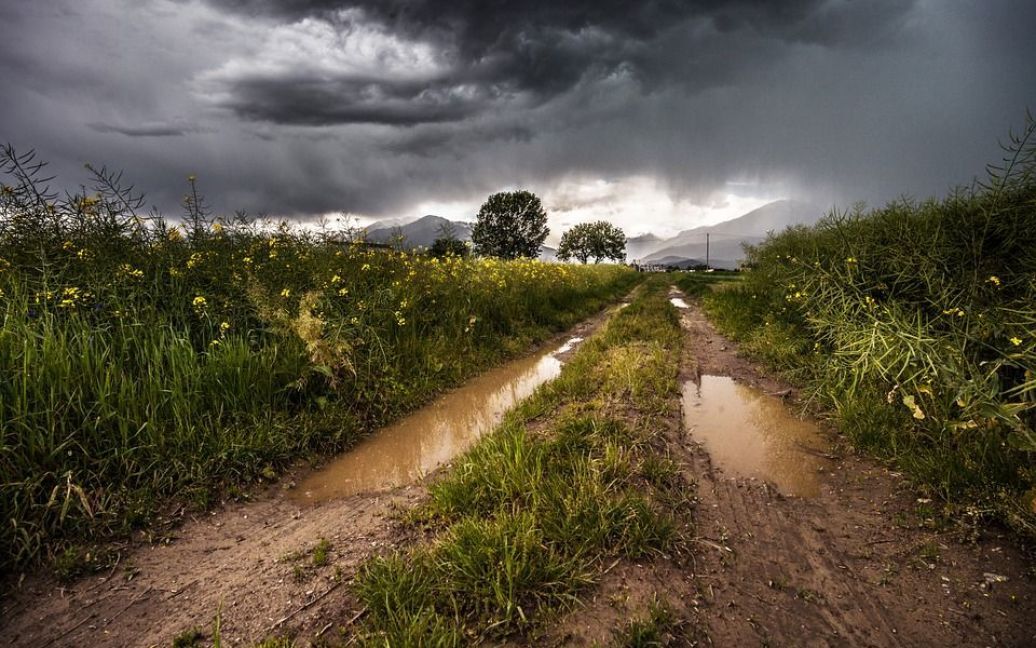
left=670, top=287, right=1036, bottom=647
left=3, top=288, right=1034, bottom=647
left=0, top=306, right=619, bottom=648
left=541, top=286, right=1035, bottom=647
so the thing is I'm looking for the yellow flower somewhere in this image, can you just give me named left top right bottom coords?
left=280, top=288, right=291, bottom=298
left=187, top=252, right=203, bottom=269
left=192, top=295, right=207, bottom=309
left=243, top=256, right=253, bottom=266
left=62, top=240, right=75, bottom=251
left=220, top=321, right=231, bottom=333
left=1010, top=337, right=1022, bottom=346
left=330, top=274, right=342, bottom=284
left=361, top=263, right=371, bottom=271
left=119, top=263, right=144, bottom=279
left=338, top=287, right=349, bottom=296
left=986, top=275, right=1001, bottom=287
left=212, top=222, right=224, bottom=234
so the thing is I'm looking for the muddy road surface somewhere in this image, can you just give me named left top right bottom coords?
left=669, top=286, right=1035, bottom=647
left=0, top=306, right=617, bottom=648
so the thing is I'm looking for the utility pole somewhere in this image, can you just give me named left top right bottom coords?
left=706, top=233, right=710, bottom=270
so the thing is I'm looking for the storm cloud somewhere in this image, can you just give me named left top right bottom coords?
left=1, top=0, right=1034, bottom=232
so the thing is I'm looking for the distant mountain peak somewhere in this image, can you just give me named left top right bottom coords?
left=634, top=199, right=822, bottom=268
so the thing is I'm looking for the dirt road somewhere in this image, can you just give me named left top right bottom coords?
left=2, top=290, right=1033, bottom=647
left=0, top=309, right=616, bottom=648
left=669, top=287, right=1035, bottom=647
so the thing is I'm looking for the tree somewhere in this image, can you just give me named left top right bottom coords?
left=557, top=221, right=627, bottom=264
left=429, top=220, right=469, bottom=258
left=471, top=190, right=549, bottom=259
left=430, top=237, right=470, bottom=257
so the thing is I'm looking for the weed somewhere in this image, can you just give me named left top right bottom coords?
left=312, top=538, right=332, bottom=567
left=0, top=144, right=641, bottom=570
left=171, top=627, right=204, bottom=648
left=352, top=279, right=691, bottom=643
left=697, top=115, right=1036, bottom=537
left=614, top=597, right=680, bottom=647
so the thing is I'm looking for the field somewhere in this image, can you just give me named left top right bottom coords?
left=353, top=278, right=690, bottom=644
left=2, top=130, right=1035, bottom=646
left=683, top=120, right=1036, bottom=536
left=0, top=153, right=640, bottom=570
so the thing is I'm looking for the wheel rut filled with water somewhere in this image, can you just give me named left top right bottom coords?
left=669, top=285, right=1035, bottom=647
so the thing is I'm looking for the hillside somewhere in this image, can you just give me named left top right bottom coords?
left=364, top=214, right=472, bottom=248
left=639, top=200, right=821, bottom=267
left=625, top=233, right=664, bottom=259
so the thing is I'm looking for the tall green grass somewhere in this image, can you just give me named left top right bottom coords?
left=699, top=117, right=1036, bottom=535
left=353, top=279, right=690, bottom=645
left=0, top=147, right=640, bottom=571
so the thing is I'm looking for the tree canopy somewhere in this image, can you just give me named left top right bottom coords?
left=471, top=190, right=549, bottom=259
left=557, top=221, right=627, bottom=264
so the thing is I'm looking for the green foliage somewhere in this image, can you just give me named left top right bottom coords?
left=700, top=115, right=1036, bottom=535
left=429, top=220, right=470, bottom=258
left=312, top=538, right=332, bottom=567
left=353, top=280, right=690, bottom=644
left=471, top=190, right=549, bottom=259
left=429, top=237, right=469, bottom=258
left=0, top=147, right=641, bottom=571
left=557, top=221, right=627, bottom=264
left=171, top=627, right=204, bottom=648
left=614, top=598, right=680, bottom=647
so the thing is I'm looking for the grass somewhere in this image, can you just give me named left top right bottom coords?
left=694, top=116, right=1036, bottom=537
left=613, top=598, right=681, bottom=647
left=0, top=147, right=642, bottom=571
left=351, top=278, right=691, bottom=644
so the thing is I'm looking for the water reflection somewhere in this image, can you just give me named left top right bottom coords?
left=682, top=375, right=831, bottom=496
left=294, top=338, right=583, bottom=501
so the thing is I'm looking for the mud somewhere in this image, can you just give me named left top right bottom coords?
left=682, top=375, right=832, bottom=497
left=0, top=306, right=617, bottom=648
left=542, top=287, right=1036, bottom=647
left=669, top=285, right=1036, bottom=647
left=3, top=287, right=1034, bottom=647
left=294, top=336, right=583, bottom=502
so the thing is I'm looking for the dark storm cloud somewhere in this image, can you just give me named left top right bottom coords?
left=88, top=121, right=210, bottom=137
left=199, top=0, right=917, bottom=126
left=1, top=0, right=1035, bottom=226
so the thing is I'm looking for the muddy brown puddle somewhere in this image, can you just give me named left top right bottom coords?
left=682, top=375, right=831, bottom=496
left=294, top=337, right=584, bottom=502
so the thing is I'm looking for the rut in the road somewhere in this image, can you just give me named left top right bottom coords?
left=670, top=286, right=1035, bottom=647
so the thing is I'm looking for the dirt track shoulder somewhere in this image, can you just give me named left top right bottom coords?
left=671, top=286, right=1036, bottom=647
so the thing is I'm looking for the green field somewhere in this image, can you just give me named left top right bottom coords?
left=679, top=121, right=1036, bottom=536
left=0, top=168, right=640, bottom=570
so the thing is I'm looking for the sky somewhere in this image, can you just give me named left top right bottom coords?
left=1, top=0, right=1034, bottom=237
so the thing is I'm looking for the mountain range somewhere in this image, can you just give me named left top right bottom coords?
left=635, top=200, right=820, bottom=269
left=361, top=199, right=822, bottom=267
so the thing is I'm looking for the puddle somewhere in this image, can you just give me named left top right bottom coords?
left=669, top=297, right=690, bottom=309
left=682, top=375, right=831, bottom=496
left=293, top=337, right=585, bottom=502
left=555, top=336, right=583, bottom=354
